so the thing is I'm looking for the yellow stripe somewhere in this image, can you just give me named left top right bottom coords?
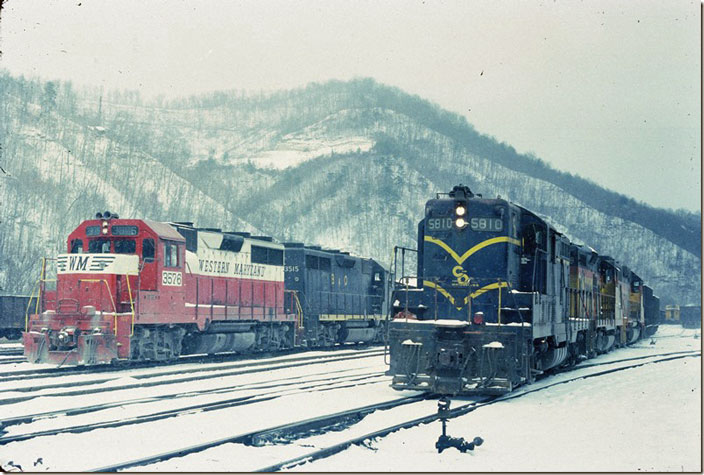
left=423, top=280, right=456, bottom=307
left=424, top=280, right=511, bottom=310
left=424, top=235, right=520, bottom=264
left=463, top=281, right=509, bottom=304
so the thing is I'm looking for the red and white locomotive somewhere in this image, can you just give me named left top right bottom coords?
left=25, top=212, right=375, bottom=364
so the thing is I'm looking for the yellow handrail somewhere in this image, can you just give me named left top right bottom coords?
left=25, top=280, right=41, bottom=332
left=498, top=280, right=502, bottom=325
left=25, top=277, right=57, bottom=332
left=125, top=274, right=135, bottom=337
left=294, top=292, right=304, bottom=328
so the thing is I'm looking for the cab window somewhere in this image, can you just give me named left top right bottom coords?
left=164, top=242, right=180, bottom=267
left=114, top=239, right=136, bottom=254
left=89, top=239, right=111, bottom=253
left=142, top=239, right=155, bottom=261
left=70, top=239, right=83, bottom=254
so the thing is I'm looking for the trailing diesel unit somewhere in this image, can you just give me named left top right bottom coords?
left=387, top=185, right=660, bottom=395
left=283, top=243, right=388, bottom=346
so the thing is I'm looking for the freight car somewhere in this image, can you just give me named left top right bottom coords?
left=23, top=213, right=387, bottom=364
left=679, top=305, right=701, bottom=329
left=0, top=295, right=38, bottom=340
left=387, top=184, right=660, bottom=395
left=663, top=304, right=700, bottom=328
left=664, top=305, right=680, bottom=324
left=642, top=285, right=660, bottom=336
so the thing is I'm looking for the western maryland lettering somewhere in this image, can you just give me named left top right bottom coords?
left=198, top=259, right=230, bottom=274
left=231, top=262, right=265, bottom=278
left=198, top=258, right=265, bottom=278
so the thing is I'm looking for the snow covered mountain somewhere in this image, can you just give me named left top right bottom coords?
left=0, top=73, right=699, bottom=305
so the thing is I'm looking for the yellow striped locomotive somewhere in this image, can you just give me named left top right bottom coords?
left=387, top=185, right=660, bottom=395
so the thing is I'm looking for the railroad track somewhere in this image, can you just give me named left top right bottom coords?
left=85, top=351, right=700, bottom=472
left=0, top=357, right=26, bottom=365
left=553, top=349, right=701, bottom=374
left=0, top=349, right=386, bottom=405
left=0, top=370, right=388, bottom=444
left=0, top=347, right=383, bottom=384
left=254, top=351, right=702, bottom=472
left=87, top=394, right=429, bottom=472
left=0, top=344, right=384, bottom=380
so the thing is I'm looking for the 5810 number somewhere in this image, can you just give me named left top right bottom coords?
left=426, top=218, right=453, bottom=230
left=470, top=217, right=503, bottom=232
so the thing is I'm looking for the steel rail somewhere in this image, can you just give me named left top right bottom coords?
left=0, top=345, right=384, bottom=381
left=82, top=352, right=699, bottom=472
left=0, top=348, right=383, bottom=387
left=86, top=395, right=427, bottom=472
left=0, top=372, right=388, bottom=445
left=254, top=352, right=702, bottom=471
left=0, top=351, right=385, bottom=405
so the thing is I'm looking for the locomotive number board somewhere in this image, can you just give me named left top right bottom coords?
left=469, top=217, right=503, bottom=232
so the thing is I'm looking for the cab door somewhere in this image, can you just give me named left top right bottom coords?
left=160, top=240, right=185, bottom=317
left=140, top=238, right=157, bottom=291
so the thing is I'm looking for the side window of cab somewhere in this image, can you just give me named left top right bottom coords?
left=164, top=242, right=181, bottom=268
left=142, top=238, right=155, bottom=262
left=70, top=239, right=83, bottom=253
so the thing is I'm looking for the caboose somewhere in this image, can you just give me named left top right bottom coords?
left=387, top=185, right=652, bottom=395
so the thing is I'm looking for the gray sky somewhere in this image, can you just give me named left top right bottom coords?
left=1, top=0, right=700, bottom=212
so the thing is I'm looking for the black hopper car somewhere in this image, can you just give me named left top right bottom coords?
left=1, top=295, right=38, bottom=340
left=387, top=184, right=660, bottom=395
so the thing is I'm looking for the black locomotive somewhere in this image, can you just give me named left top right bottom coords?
left=387, top=185, right=660, bottom=395
left=283, top=243, right=388, bottom=346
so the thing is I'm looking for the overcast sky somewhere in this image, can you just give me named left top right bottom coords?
left=1, top=0, right=700, bottom=212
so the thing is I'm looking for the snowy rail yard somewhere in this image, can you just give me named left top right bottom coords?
left=0, top=325, right=700, bottom=472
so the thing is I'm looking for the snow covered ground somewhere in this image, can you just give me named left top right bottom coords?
left=0, top=326, right=700, bottom=472
left=296, top=325, right=702, bottom=473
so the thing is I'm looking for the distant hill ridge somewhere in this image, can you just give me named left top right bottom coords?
left=0, top=73, right=700, bottom=305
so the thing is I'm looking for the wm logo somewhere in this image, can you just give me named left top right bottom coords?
left=68, top=255, right=90, bottom=271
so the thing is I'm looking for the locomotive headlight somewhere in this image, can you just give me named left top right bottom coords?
left=455, top=217, right=467, bottom=228
left=455, top=205, right=466, bottom=217
left=102, top=220, right=109, bottom=235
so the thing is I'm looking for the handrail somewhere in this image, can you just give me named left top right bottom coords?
left=25, top=280, right=41, bottom=332
left=294, top=292, right=304, bottom=328
left=24, top=277, right=58, bottom=332
left=283, top=290, right=304, bottom=329
left=498, top=279, right=502, bottom=325
left=125, top=274, right=136, bottom=337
